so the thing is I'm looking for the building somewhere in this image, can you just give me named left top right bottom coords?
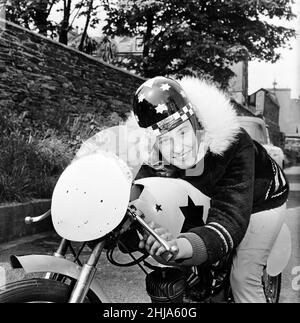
left=113, top=36, right=144, bottom=57
left=267, top=88, right=300, bottom=136
left=291, top=98, right=300, bottom=135
left=248, top=88, right=283, bottom=147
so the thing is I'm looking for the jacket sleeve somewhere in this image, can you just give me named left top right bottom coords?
left=180, top=139, right=255, bottom=265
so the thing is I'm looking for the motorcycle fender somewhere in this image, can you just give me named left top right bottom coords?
left=10, top=254, right=110, bottom=303
left=266, top=223, right=292, bottom=277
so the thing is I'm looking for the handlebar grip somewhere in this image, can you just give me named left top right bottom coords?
left=130, top=210, right=179, bottom=262
left=160, top=245, right=179, bottom=262
left=25, top=209, right=51, bottom=224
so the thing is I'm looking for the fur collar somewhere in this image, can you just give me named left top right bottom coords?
left=178, top=76, right=240, bottom=155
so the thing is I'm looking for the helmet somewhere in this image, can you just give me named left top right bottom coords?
left=132, top=76, right=204, bottom=171
left=133, top=76, right=202, bottom=136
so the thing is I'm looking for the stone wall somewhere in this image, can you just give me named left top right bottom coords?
left=0, top=19, right=146, bottom=134
left=0, top=19, right=253, bottom=133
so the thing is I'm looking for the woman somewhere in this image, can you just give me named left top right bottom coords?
left=130, top=76, right=289, bottom=303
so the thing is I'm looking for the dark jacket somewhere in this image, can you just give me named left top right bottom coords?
left=136, top=129, right=289, bottom=266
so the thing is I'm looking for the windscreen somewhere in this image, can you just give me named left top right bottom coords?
left=74, top=122, right=156, bottom=180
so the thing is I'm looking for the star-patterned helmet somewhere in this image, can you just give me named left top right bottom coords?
left=133, top=76, right=197, bottom=137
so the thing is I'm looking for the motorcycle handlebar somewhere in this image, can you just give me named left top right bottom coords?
left=25, top=206, right=178, bottom=261
left=25, top=209, right=51, bottom=224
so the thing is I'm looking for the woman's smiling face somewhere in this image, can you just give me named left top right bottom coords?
left=157, top=120, right=199, bottom=169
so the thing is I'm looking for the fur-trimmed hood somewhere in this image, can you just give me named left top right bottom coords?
left=178, top=76, right=240, bottom=155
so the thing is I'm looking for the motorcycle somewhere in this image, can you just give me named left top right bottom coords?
left=0, top=125, right=292, bottom=303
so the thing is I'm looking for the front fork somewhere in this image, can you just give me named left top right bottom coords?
left=44, top=238, right=69, bottom=279
left=68, top=240, right=106, bottom=303
left=44, top=237, right=106, bottom=303
left=26, top=210, right=106, bottom=303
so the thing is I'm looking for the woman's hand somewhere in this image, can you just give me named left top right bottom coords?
left=138, top=221, right=179, bottom=258
left=138, top=221, right=194, bottom=261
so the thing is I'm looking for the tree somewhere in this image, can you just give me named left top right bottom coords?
left=103, top=0, right=296, bottom=88
left=78, top=0, right=94, bottom=51
left=4, top=0, right=104, bottom=52
left=5, top=0, right=59, bottom=36
left=96, top=35, right=117, bottom=62
left=58, top=0, right=72, bottom=44
left=77, top=0, right=102, bottom=52
left=57, top=0, right=98, bottom=48
left=31, top=0, right=58, bottom=36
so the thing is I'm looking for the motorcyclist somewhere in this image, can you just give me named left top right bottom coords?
left=129, top=76, right=289, bottom=303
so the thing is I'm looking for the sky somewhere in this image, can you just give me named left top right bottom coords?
left=248, top=1, right=300, bottom=98
left=49, top=0, right=300, bottom=99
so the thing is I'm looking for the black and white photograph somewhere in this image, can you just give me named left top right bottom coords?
left=0, top=0, right=299, bottom=308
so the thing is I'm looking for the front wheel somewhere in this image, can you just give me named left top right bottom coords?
left=0, top=278, right=101, bottom=303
